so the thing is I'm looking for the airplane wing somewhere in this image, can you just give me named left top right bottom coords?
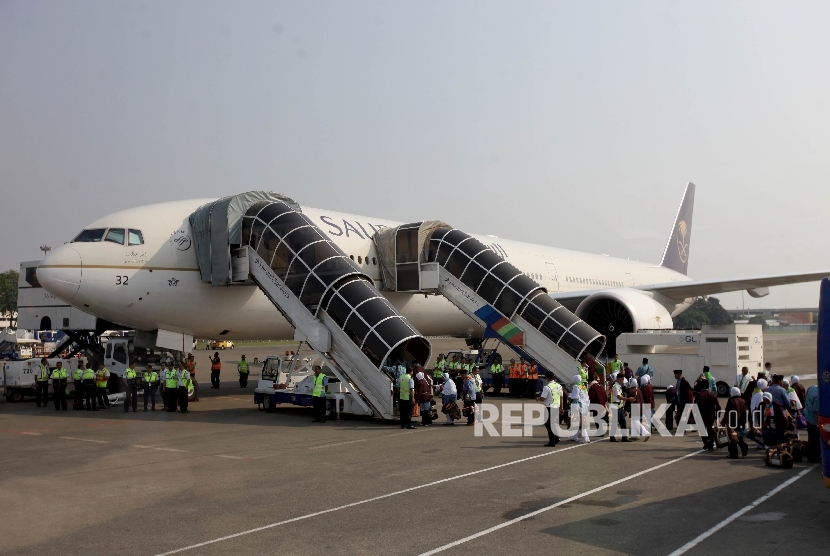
left=550, top=270, right=830, bottom=304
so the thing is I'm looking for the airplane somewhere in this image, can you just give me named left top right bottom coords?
left=35, top=183, right=828, bottom=357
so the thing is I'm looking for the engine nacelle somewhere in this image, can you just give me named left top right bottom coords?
left=575, top=289, right=673, bottom=353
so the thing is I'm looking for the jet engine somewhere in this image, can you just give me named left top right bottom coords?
left=575, top=288, right=673, bottom=354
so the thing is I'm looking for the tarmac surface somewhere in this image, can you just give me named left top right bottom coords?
left=1, top=334, right=826, bottom=556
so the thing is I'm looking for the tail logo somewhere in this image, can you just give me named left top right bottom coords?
left=676, top=220, right=689, bottom=263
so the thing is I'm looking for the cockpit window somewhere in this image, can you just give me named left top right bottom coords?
left=105, top=228, right=126, bottom=245
left=128, top=229, right=144, bottom=246
left=72, top=228, right=107, bottom=242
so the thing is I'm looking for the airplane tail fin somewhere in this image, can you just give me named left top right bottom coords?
left=659, top=182, right=695, bottom=275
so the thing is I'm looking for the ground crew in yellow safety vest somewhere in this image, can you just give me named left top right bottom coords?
left=433, top=354, right=446, bottom=394
left=238, top=354, right=250, bottom=388
left=73, top=361, right=86, bottom=410
left=143, top=365, right=159, bottom=411
left=165, top=365, right=179, bottom=412
left=490, top=359, right=504, bottom=396
left=178, top=362, right=191, bottom=414
left=35, top=358, right=50, bottom=408
left=311, top=363, right=328, bottom=423
left=96, top=365, right=111, bottom=408
left=51, top=361, right=68, bottom=411
left=83, top=364, right=98, bottom=411
left=124, top=362, right=138, bottom=413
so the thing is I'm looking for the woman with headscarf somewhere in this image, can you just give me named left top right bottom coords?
left=414, top=369, right=433, bottom=427
left=760, top=391, right=787, bottom=447
left=749, top=378, right=768, bottom=448
left=440, top=373, right=457, bottom=425
left=694, top=377, right=721, bottom=451
left=628, top=378, right=650, bottom=441
left=782, top=379, right=803, bottom=421
left=790, top=375, right=806, bottom=408
left=568, top=374, right=590, bottom=443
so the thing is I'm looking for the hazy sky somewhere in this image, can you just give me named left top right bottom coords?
left=2, top=1, right=828, bottom=310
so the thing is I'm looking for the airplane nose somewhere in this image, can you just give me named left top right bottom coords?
left=38, top=245, right=82, bottom=301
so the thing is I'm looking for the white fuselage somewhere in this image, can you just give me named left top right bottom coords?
left=38, top=199, right=690, bottom=340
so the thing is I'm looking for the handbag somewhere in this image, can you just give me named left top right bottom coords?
left=796, top=415, right=808, bottom=429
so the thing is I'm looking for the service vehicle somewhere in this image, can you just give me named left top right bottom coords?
left=207, top=340, right=235, bottom=350
left=254, top=354, right=373, bottom=419
left=2, top=357, right=79, bottom=403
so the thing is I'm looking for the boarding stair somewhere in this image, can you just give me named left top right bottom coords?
left=373, top=222, right=605, bottom=384
left=189, top=193, right=431, bottom=420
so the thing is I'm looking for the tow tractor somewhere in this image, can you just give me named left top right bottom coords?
left=254, top=350, right=374, bottom=419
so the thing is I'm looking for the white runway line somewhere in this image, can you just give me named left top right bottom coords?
left=19, top=432, right=42, bottom=436
left=417, top=448, right=705, bottom=556
left=215, top=455, right=245, bottom=460
left=153, top=440, right=602, bottom=556
left=308, top=439, right=367, bottom=449
left=666, top=465, right=815, bottom=556
left=132, top=445, right=188, bottom=453
left=60, top=436, right=109, bottom=444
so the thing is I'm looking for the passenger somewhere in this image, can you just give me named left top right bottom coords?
left=763, top=362, right=773, bottom=379
left=735, top=366, right=751, bottom=395
left=490, top=357, right=504, bottom=396
left=803, top=384, right=821, bottom=463
left=749, top=378, right=768, bottom=448
left=629, top=378, right=650, bottom=441
left=441, top=373, right=457, bottom=426
left=673, top=369, right=694, bottom=431
left=209, top=352, right=221, bottom=389
left=537, top=371, right=563, bottom=447
left=702, top=365, right=717, bottom=395
left=782, top=379, right=803, bottom=418
left=767, top=374, right=790, bottom=410
left=721, top=387, right=749, bottom=458
left=461, top=369, right=476, bottom=426
left=73, top=361, right=86, bottom=410
left=238, top=354, right=249, bottom=388
left=178, top=362, right=190, bottom=414
left=123, top=360, right=138, bottom=413
left=143, top=364, right=159, bottom=411
left=609, top=373, right=630, bottom=442
left=741, top=373, right=758, bottom=408
left=83, top=363, right=98, bottom=411
left=636, top=358, right=654, bottom=380
left=588, top=375, right=608, bottom=431
left=398, top=367, right=415, bottom=430
left=664, top=385, right=677, bottom=432
left=311, top=363, right=328, bottom=423
left=568, top=374, right=590, bottom=443
left=760, top=392, right=787, bottom=447
left=639, top=375, right=655, bottom=432
left=50, top=361, right=68, bottom=412
left=96, top=363, right=111, bottom=408
left=414, top=368, right=432, bottom=427
left=35, top=358, right=50, bottom=408
left=790, top=375, right=806, bottom=408
left=693, top=378, right=720, bottom=451
left=623, top=362, right=633, bottom=380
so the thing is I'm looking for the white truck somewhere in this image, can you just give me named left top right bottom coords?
left=254, top=354, right=374, bottom=419
left=615, top=324, right=764, bottom=396
left=2, top=357, right=80, bottom=403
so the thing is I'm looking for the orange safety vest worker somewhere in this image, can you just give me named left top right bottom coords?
left=210, top=359, right=221, bottom=371
left=527, top=364, right=538, bottom=380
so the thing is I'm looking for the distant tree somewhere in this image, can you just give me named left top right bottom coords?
left=674, top=297, right=734, bottom=329
left=0, top=269, right=18, bottom=328
left=748, top=315, right=768, bottom=330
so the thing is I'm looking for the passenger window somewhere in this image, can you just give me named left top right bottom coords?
left=372, top=257, right=377, bottom=265
left=105, top=228, right=126, bottom=245
left=128, top=229, right=144, bottom=246
left=72, top=228, right=107, bottom=242
left=358, top=256, right=363, bottom=264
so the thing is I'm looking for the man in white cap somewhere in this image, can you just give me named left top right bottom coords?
left=750, top=379, right=768, bottom=448
left=735, top=366, right=751, bottom=395
left=440, top=372, right=457, bottom=425
left=568, top=374, right=590, bottom=443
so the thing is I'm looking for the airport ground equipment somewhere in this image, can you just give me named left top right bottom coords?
left=253, top=352, right=373, bottom=418
left=373, top=222, right=605, bottom=385
left=2, top=357, right=79, bottom=403
left=189, top=193, right=431, bottom=420
left=615, top=324, right=764, bottom=395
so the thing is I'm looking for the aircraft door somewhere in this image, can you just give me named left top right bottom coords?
left=545, top=262, right=559, bottom=292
